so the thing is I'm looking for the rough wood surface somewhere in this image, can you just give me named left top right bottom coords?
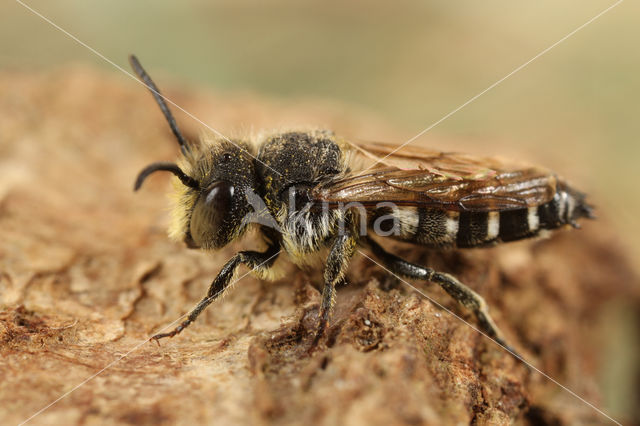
left=1, top=68, right=638, bottom=425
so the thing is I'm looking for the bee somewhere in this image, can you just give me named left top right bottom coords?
left=130, top=55, right=593, bottom=351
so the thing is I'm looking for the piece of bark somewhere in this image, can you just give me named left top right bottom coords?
left=0, top=67, right=638, bottom=425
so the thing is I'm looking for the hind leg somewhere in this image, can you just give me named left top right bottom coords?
left=364, top=237, right=515, bottom=353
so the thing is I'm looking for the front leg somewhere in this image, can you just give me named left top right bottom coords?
left=312, top=228, right=358, bottom=347
left=364, top=236, right=515, bottom=353
left=153, top=243, right=280, bottom=340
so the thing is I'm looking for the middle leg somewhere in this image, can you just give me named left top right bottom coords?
left=312, top=229, right=358, bottom=347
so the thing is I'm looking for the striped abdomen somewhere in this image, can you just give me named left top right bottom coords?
left=369, top=184, right=593, bottom=248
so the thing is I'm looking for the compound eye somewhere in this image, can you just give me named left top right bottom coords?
left=189, top=180, right=236, bottom=249
left=204, top=181, right=234, bottom=209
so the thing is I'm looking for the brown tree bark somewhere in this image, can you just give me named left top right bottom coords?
left=1, top=68, right=638, bottom=425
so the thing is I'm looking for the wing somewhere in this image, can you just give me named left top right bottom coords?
left=312, top=140, right=557, bottom=212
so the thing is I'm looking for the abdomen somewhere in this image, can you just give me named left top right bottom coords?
left=368, top=183, right=593, bottom=248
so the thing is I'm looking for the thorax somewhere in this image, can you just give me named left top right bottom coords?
left=254, top=130, right=346, bottom=262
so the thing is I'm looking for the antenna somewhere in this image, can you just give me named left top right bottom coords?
left=134, top=162, right=199, bottom=191
left=129, top=54, right=190, bottom=155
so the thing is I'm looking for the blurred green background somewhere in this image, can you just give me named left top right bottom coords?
left=2, top=0, right=638, bottom=420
